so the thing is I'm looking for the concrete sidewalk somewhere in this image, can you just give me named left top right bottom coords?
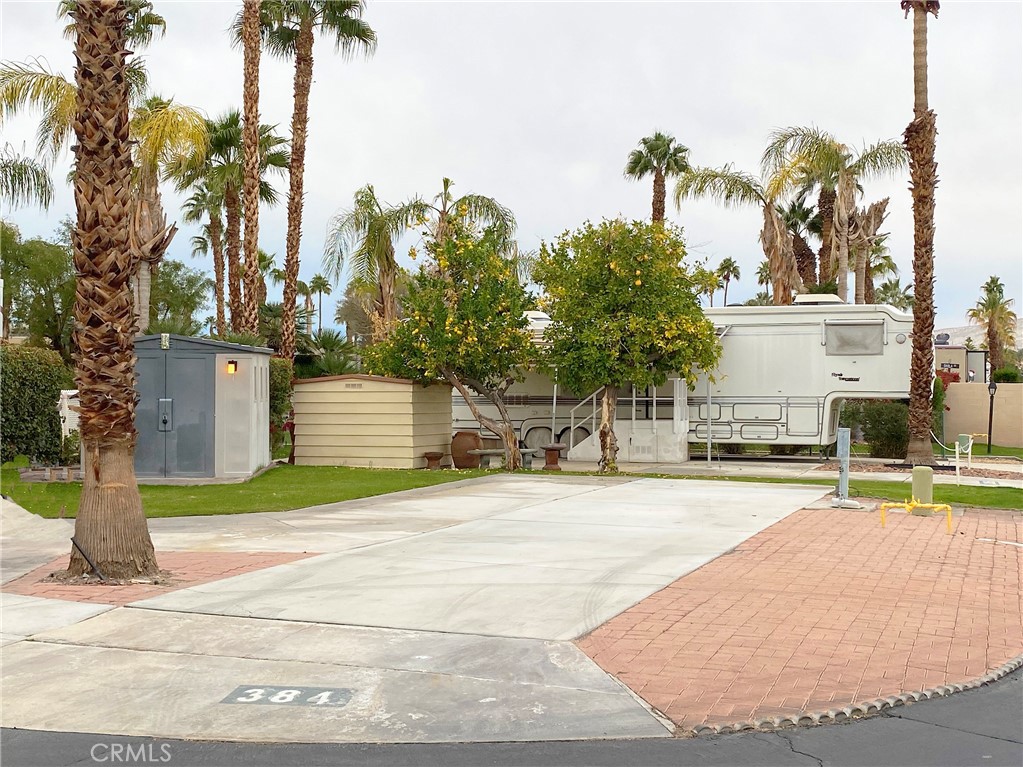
left=2, top=475, right=1020, bottom=745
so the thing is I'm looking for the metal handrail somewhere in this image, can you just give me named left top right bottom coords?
left=567, top=386, right=681, bottom=449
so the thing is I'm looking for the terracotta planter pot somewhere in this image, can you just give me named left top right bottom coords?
left=451, top=430, right=483, bottom=469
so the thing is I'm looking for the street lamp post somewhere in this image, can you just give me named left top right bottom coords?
left=987, top=380, right=998, bottom=455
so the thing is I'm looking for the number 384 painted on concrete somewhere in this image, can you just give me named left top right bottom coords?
left=222, top=685, right=353, bottom=707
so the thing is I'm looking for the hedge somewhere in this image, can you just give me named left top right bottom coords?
left=861, top=400, right=910, bottom=459
left=1, top=344, right=73, bottom=463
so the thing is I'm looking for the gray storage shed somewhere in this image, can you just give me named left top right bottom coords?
left=134, top=334, right=272, bottom=479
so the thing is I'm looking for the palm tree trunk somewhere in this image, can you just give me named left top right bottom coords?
left=793, top=232, right=817, bottom=287
left=987, top=325, right=1002, bottom=371
left=209, top=214, right=226, bottom=336
left=817, top=188, right=835, bottom=285
left=240, top=0, right=262, bottom=335
left=68, top=0, right=157, bottom=579
left=652, top=168, right=666, bottom=223
left=280, top=15, right=314, bottom=361
left=864, top=269, right=876, bottom=304
left=854, top=246, right=867, bottom=304
left=723, top=279, right=729, bottom=306
left=832, top=174, right=855, bottom=302
left=598, top=384, right=619, bottom=473
left=130, top=169, right=176, bottom=333
left=904, top=1, right=938, bottom=464
left=225, top=185, right=243, bottom=332
left=375, top=244, right=398, bottom=342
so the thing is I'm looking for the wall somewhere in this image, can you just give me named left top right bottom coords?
left=943, top=383, right=1023, bottom=449
left=292, top=375, right=452, bottom=469
left=215, top=353, right=270, bottom=477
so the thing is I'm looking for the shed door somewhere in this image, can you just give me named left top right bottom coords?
left=135, top=352, right=215, bottom=477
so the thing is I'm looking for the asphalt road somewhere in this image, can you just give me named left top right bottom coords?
left=3, top=669, right=1020, bottom=767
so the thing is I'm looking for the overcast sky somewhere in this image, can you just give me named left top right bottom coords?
left=2, top=0, right=1020, bottom=333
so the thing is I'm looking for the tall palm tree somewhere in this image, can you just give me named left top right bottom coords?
left=323, top=184, right=408, bottom=341
left=182, top=181, right=226, bottom=336
left=624, top=131, right=691, bottom=223
left=777, top=197, right=818, bottom=287
left=674, top=165, right=802, bottom=305
left=967, top=278, right=1016, bottom=372
left=762, top=127, right=907, bottom=304
left=240, top=0, right=263, bottom=335
left=253, top=0, right=376, bottom=361
left=67, top=0, right=157, bottom=578
left=0, top=145, right=52, bottom=208
left=309, top=273, right=332, bottom=332
left=901, top=0, right=940, bottom=462
left=717, top=257, right=741, bottom=305
left=170, top=111, right=288, bottom=332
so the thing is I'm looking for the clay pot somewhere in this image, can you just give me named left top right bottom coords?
left=451, top=430, right=483, bottom=469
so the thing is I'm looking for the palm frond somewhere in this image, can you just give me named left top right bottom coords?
left=131, top=96, right=208, bottom=175
left=0, top=145, right=53, bottom=209
left=0, top=60, right=76, bottom=161
left=851, top=139, right=908, bottom=179
left=321, top=0, right=377, bottom=59
left=673, top=165, right=765, bottom=209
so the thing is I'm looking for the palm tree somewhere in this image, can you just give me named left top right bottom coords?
left=674, top=165, right=802, bottom=305
left=875, top=277, right=914, bottom=311
left=777, top=197, right=818, bottom=287
left=402, top=177, right=516, bottom=249
left=253, top=0, right=376, bottom=361
left=901, top=0, right=941, bottom=463
left=967, top=278, right=1017, bottom=372
left=762, top=127, right=907, bottom=304
left=182, top=182, right=226, bottom=336
left=756, top=259, right=771, bottom=289
left=67, top=0, right=157, bottom=578
left=170, top=111, right=288, bottom=332
left=324, top=184, right=408, bottom=342
left=309, top=273, right=332, bottom=332
left=861, top=233, right=899, bottom=304
left=296, top=279, right=315, bottom=334
left=717, top=257, right=741, bottom=305
left=0, top=145, right=52, bottom=208
left=624, top=131, right=691, bottom=223
left=0, top=63, right=205, bottom=331
left=240, top=0, right=263, bottom=336
left=848, top=198, right=890, bottom=304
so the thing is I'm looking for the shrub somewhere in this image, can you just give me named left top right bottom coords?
left=992, top=366, right=1021, bottom=383
left=269, top=356, right=294, bottom=429
left=932, top=376, right=949, bottom=438
left=861, top=400, right=910, bottom=459
left=0, top=345, right=73, bottom=463
left=935, top=369, right=960, bottom=388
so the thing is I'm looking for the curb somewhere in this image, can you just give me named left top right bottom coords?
left=686, top=652, right=1023, bottom=736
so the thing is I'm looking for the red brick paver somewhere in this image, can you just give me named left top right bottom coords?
left=577, top=507, right=1023, bottom=731
left=2, top=551, right=315, bottom=606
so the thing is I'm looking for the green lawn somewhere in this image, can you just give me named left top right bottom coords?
left=3, top=461, right=1018, bottom=520
left=1, top=463, right=488, bottom=519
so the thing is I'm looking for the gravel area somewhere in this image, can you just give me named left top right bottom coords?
left=816, top=461, right=1021, bottom=480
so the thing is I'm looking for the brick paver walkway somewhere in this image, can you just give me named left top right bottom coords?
left=2, top=551, right=314, bottom=605
left=577, top=507, right=1023, bottom=732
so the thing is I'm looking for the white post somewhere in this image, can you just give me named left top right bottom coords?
left=706, top=376, right=712, bottom=466
left=955, top=443, right=961, bottom=486
left=551, top=377, right=558, bottom=444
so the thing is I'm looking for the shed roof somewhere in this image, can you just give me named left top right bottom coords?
left=135, top=334, right=273, bottom=355
left=292, top=373, right=448, bottom=387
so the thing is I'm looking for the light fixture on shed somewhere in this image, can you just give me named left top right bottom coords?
left=227, top=359, right=238, bottom=375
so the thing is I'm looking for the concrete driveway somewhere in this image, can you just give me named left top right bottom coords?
left=1, top=475, right=826, bottom=744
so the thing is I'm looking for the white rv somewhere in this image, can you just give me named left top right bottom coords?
left=451, top=298, right=914, bottom=461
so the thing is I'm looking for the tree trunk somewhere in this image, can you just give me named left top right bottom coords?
left=854, top=245, right=867, bottom=304
left=209, top=214, right=226, bottom=336
left=317, top=292, right=322, bottom=333
left=652, top=168, right=665, bottom=223
left=373, top=245, right=398, bottom=342
left=832, top=174, right=855, bottom=303
left=864, top=269, right=876, bottom=304
left=987, top=326, right=1003, bottom=372
left=240, top=0, right=262, bottom=335
left=68, top=0, right=157, bottom=578
left=442, top=370, right=521, bottom=470
left=280, top=15, right=314, bottom=361
left=225, top=185, right=242, bottom=332
left=817, top=187, right=836, bottom=285
left=722, top=279, right=729, bottom=306
left=129, top=170, right=175, bottom=333
left=793, top=232, right=817, bottom=287
left=598, top=384, right=619, bottom=474
left=904, top=2, right=938, bottom=464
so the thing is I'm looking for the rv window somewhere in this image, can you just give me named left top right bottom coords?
left=824, top=322, right=884, bottom=356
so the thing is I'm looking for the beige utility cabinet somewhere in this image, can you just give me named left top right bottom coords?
left=292, top=374, right=453, bottom=468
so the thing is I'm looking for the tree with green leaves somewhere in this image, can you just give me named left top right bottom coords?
left=777, top=197, right=819, bottom=287
left=182, top=181, right=226, bottom=335
left=401, top=177, right=516, bottom=250
left=624, top=131, right=691, bottom=223
left=364, top=221, right=534, bottom=470
left=875, top=276, right=914, bottom=311
left=247, top=0, right=376, bottom=361
left=762, top=128, right=907, bottom=305
left=308, top=273, right=332, bottom=332
left=674, top=164, right=802, bottom=305
left=717, top=257, right=741, bottom=305
left=534, top=219, right=720, bottom=473
left=148, top=259, right=212, bottom=332
left=967, top=277, right=1016, bottom=372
